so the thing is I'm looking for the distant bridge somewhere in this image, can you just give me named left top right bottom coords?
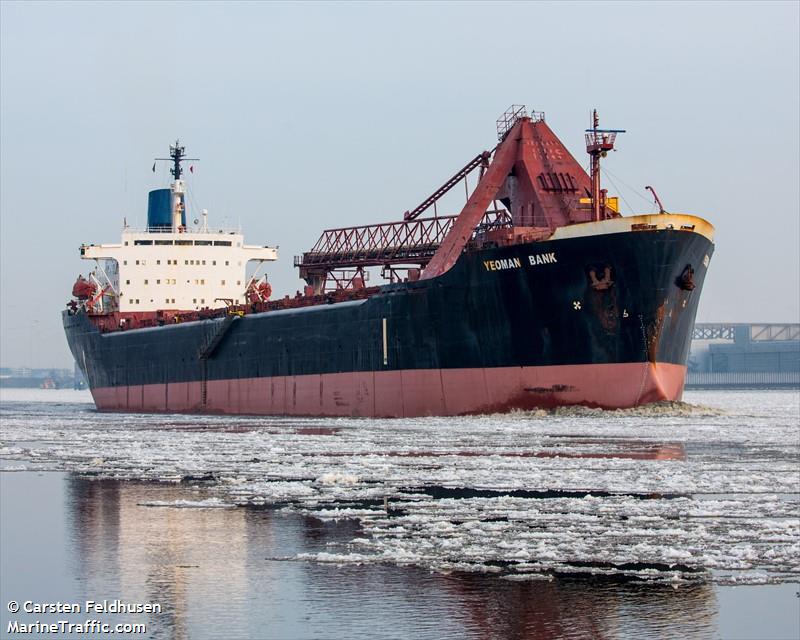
left=692, top=323, right=799, bottom=341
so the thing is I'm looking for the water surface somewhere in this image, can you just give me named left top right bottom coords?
left=1, top=389, right=798, bottom=639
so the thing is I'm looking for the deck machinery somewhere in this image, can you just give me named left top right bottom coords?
left=297, top=106, right=622, bottom=294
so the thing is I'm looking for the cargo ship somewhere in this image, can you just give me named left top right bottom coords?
left=64, top=106, right=714, bottom=417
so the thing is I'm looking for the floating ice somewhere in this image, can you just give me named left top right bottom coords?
left=1, top=388, right=798, bottom=585
left=318, top=472, right=360, bottom=485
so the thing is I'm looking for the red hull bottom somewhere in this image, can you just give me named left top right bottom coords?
left=89, top=363, right=687, bottom=418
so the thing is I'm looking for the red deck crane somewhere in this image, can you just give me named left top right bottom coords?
left=297, top=106, right=622, bottom=290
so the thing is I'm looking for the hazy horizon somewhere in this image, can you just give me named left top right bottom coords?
left=2, top=1, right=798, bottom=369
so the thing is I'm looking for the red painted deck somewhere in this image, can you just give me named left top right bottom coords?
left=89, top=362, right=687, bottom=417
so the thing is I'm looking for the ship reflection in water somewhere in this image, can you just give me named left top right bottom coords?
left=62, top=475, right=719, bottom=640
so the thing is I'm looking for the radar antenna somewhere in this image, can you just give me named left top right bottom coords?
left=154, top=139, right=199, bottom=180
left=585, top=110, right=625, bottom=222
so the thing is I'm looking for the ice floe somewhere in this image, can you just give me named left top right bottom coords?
left=0, top=388, right=797, bottom=584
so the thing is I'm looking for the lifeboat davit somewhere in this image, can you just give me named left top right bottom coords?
left=72, top=276, right=97, bottom=300
left=246, top=280, right=272, bottom=304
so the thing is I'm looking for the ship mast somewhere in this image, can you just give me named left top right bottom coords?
left=585, top=110, right=625, bottom=222
left=155, top=140, right=199, bottom=232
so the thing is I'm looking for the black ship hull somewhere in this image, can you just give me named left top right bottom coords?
left=64, top=218, right=713, bottom=417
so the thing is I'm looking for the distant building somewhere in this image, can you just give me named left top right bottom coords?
left=0, top=367, right=78, bottom=389
left=688, top=323, right=799, bottom=388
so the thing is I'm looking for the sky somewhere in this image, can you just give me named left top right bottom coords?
left=1, top=1, right=798, bottom=369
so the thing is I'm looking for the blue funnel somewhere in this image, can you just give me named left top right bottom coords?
left=147, top=189, right=185, bottom=229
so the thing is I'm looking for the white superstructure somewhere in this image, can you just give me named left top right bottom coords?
left=78, top=141, right=277, bottom=313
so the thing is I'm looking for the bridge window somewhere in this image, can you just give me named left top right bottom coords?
left=214, top=241, right=232, bottom=246
left=195, top=240, right=212, bottom=246
left=155, top=240, right=173, bottom=246
left=134, top=240, right=153, bottom=246
left=176, top=240, right=192, bottom=246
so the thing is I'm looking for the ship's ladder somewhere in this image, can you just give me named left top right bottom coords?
left=198, top=314, right=240, bottom=361
left=198, top=314, right=240, bottom=406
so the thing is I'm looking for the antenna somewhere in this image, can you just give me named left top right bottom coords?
left=153, top=140, right=201, bottom=232
left=154, top=139, right=199, bottom=181
left=585, top=110, right=625, bottom=222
